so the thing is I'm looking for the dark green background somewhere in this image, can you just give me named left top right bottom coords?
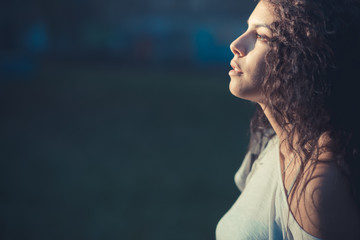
left=1, top=0, right=257, bottom=238
left=0, top=63, right=255, bottom=239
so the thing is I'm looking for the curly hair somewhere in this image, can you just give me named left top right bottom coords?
left=248, top=0, right=360, bottom=232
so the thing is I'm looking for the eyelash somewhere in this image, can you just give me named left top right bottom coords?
left=256, top=34, right=269, bottom=42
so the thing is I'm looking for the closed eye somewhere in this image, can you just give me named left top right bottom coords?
left=256, top=34, right=269, bottom=42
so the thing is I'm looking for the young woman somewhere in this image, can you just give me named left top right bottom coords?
left=216, top=0, right=360, bottom=239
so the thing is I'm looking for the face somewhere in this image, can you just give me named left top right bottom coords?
left=229, top=0, right=276, bottom=103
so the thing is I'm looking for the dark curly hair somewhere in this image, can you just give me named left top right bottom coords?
left=248, top=0, right=360, bottom=233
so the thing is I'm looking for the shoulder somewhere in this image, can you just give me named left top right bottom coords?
left=293, top=154, right=360, bottom=239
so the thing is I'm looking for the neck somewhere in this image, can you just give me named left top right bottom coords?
left=259, top=103, right=333, bottom=171
left=259, top=103, right=294, bottom=159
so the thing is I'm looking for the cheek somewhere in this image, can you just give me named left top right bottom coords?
left=242, top=53, right=267, bottom=91
left=246, top=51, right=267, bottom=76
left=251, top=58, right=266, bottom=85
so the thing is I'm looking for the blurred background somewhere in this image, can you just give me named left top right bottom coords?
left=0, top=0, right=257, bottom=239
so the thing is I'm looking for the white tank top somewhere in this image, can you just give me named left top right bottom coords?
left=216, top=136, right=322, bottom=240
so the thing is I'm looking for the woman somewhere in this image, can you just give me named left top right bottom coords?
left=216, top=0, right=360, bottom=239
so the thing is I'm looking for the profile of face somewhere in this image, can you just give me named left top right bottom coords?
left=229, top=0, right=276, bottom=104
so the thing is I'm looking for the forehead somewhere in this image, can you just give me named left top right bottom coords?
left=248, top=1, right=276, bottom=26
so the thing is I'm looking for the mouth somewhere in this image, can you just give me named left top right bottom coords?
left=230, top=60, right=243, bottom=73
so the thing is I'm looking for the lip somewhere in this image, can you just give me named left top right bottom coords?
left=229, top=60, right=243, bottom=76
left=230, top=60, right=243, bottom=73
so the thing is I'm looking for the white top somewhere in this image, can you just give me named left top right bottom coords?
left=216, top=135, right=322, bottom=240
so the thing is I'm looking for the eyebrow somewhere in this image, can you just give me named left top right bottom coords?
left=246, top=19, right=271, bottom=30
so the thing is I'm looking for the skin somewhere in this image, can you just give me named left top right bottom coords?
left=229, top=1, right=360, bottom=238
left=229, top=0, right=274, bottom=104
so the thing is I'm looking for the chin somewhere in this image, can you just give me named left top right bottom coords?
left=229, top=81, right=249, bottom=100
left=229, top=83, right=263, bottom=103
left=229, top=86, right=250, bottom=101
left=229, top=87, right=242, bottom=99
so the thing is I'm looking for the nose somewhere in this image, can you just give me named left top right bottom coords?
left=230, top=33, right=248, bottom=57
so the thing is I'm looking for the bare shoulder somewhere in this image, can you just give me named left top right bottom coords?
left=292, top=154, right=360, bottom=239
